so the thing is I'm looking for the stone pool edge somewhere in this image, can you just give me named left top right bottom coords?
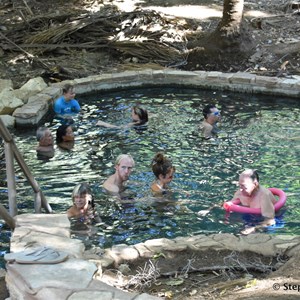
left=3, top=69, right=300, bottom=127
left=5, top=213, right=300, bottom=299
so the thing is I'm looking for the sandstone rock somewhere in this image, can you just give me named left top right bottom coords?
left=12, top=99, right=50, bottom=127
left=0, top=88, right=23, bottom=115
left=109, top=244, right=139, bottom=262
left=0, top=114, right=15, bottom=127
left=0, top=78, right=13, bottom=93
left=14, top=213, right=71, bottom=237
left=10, top=227, right=84, bottom=259
left=13, top=77, right=48, bottom=103
left=6, top=258, right=97, bottom=293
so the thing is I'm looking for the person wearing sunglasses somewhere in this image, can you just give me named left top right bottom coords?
left=151, top=152, right=175, bottom=196
left=199, top=104, right=221, bottom=139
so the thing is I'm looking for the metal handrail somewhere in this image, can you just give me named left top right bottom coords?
left=0, top=118, right=52, bottom=229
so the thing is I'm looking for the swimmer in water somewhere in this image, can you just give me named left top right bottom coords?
left=67, top=182, right=101, bottom=223
left=96, top=106, right=148, bottom=128
left=151, top=152, right=175, bottom=196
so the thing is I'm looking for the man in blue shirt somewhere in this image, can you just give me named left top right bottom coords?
left=54, top=84, right=80, bottom=121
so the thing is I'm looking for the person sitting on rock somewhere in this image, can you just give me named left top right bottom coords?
left=199, top=104, right=221, bottom=139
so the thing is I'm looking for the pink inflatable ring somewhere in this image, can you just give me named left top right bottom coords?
left=223, top=188, right=287, bottom=214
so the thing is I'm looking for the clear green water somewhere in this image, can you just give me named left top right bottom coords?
left=0, top=87, right=299, bottom=253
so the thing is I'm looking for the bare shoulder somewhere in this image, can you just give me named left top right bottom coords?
left=259, top=186, right=277, bottom=202
left=259, top=186, right=273, bottom=196
left=202, top=120, right=213, bottom=130
left=103, top=175, right=119, bottom=193
left=200, top=120, right=213, bottom=139
left=151, top=182, right=161, bottom=193
left=67, top=206, right=77, bottom=218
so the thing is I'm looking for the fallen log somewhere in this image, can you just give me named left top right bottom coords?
left=268, top=41, right=300, bottom=55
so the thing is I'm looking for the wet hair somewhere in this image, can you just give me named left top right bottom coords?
left=62, top=84, right=74, bottom=94
left=133, top=106, right=148, bottom=125
left=115, top=154, right=135, bottom=166
left=56, top=124, right=71, bottom=143
left=151, top=152, right=175, bottom=178
left=72, top=182, right=94, bottom=207
left=241, top=169, right=260, bottom=182
left=250, top=170, right=259, bottom=182
left=202, top=104, right=216, bottom=119
left=36, top=126, right=49, bottom=141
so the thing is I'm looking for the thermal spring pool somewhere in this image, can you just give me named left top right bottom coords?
left=0, top=86, right=299, bottom=252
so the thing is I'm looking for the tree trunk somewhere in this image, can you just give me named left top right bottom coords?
left=185, top=0, right=254, bottom=71
left=209, top=0, right=253, bottom=51
left=217, top=0, right=244, bottom=37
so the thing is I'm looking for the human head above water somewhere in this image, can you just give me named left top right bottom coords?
left=114, top=154, right=135, bottom=182
left=240, top=169, right=260, bottom=182
left=115, top=154, right=135, bottom=167
left=72, top=182, right=94, bottom=208
left=36, top=126, right=53, bottom=146
left=56, top=124, right=74, bottom=143
left=151, top=152, right=175, bottom=180
left=239, top=169, right=260, bottom=197
left=62, top=84, right=75, bottom=101
left=202, top=104, right=221, bottom=120
left=132, top=106, right=148, bottom=125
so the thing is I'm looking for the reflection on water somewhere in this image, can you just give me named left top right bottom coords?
left=0, top=87, right=300, bottom=252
